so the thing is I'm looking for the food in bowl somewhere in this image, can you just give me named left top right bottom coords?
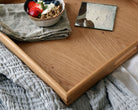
left=24, top=0, right=65, bottom=26
left=27, top=0, right=62, bottom=19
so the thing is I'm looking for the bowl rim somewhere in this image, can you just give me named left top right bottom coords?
left=24, top=0, right=65, bottom=21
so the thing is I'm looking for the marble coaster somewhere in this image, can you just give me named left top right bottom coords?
left=75, top=2, right=117, bottom=31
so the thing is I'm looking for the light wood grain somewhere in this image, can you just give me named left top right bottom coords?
left=0, top=32, right=68, bottom=102
left=0, top=0, right=138, bottom=105
left=0, top=0, right=24, bottom=3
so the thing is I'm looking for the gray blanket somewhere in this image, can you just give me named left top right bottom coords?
left=0, top=3, right=138, bottom=110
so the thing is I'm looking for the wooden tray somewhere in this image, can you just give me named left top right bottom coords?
left=0, top=0, right=138, bottom=105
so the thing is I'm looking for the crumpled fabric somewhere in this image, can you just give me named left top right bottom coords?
left=0, top=42, right=138, bottom=110
left=0, top=3, right=71, bottom=41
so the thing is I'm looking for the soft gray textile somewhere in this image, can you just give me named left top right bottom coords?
left=0, top=3, right=138, bottom=110
left=0, top=3, right=71, bottom=41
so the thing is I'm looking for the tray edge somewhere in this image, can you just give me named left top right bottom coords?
left=66, top=40, right=138, bottom=105
left=0, top=32, right=138, bottom=105
left=0, top=32, right=68, bottom=104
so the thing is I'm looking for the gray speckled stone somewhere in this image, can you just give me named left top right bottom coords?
left=75, top=2, right=117, bottom=31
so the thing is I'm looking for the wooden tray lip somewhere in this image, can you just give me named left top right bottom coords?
left=0, top=32, right=68, bottom=100
left=66, top=40, right=138, bottom=104
left=0, top=32, right=138, bottom=105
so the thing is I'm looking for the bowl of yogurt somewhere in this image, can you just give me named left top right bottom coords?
left=24, top=0, right=65, bottom=27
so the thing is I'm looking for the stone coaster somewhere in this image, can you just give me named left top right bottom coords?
left=75, top=2, right=117, bottom=31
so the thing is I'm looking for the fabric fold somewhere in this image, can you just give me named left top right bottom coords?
left=0, top=3, right=71, bottom=41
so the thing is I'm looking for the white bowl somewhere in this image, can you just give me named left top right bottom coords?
left=24, top=0, right=65, bottom=27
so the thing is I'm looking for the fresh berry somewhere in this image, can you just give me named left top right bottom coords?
left=45, top=1, right=51, bottom=4
left=33, top=3, right=43, bottom=13
left=28, top=1, right=36, bottom=10
left=42, top=0, right=54, bottom=4
left=28, top=1, right=44, bottom=17
left=28, top=7, right=40, bottom=17
left=54, top=1, right=60, bottom=6
left=42, top=0, right=53, bottom=2
left=51, top=0, right=55, bottom=3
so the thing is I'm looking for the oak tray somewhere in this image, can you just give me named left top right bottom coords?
left=0, top=0, right=138, bottom=105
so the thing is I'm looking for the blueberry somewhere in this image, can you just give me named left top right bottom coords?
left=42, top=0, right=54, bottom=4
left=45, top=1, right=51, bottom=4
left=51, top=0, right=55, bottom=3
left=51, top=0, right=54, bottom=2
left=54, top=1, right=60, bottom=6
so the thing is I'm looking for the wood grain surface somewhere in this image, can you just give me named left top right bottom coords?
left=0, top=0, right=138, bottom=105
